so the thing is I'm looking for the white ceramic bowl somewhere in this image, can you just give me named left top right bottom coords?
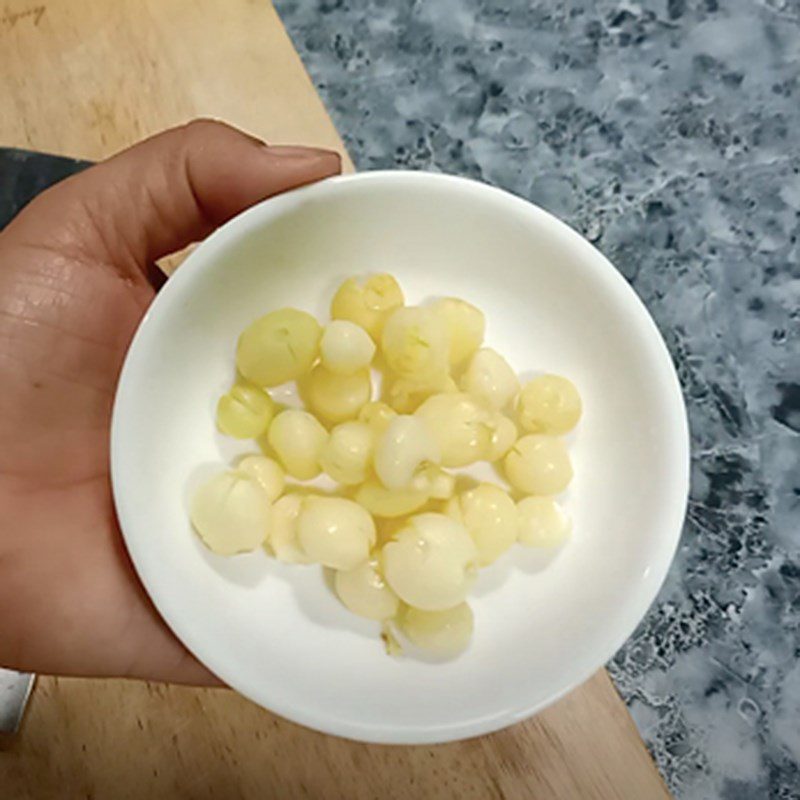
left=111, top=171, right=689, bottom=744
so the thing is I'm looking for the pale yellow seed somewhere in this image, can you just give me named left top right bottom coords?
left=355, top=478, right=429, bottom=518
left=382, top=513, right=478, bottom=611
left=335, top=557, right=400, bottom=620
left=445, top=483, right=517, bottom=566
left=374, top=415, right=440, bottom=490
left=486, top=414, right=517, bottom=461
left=400, top=603, right=474, bottom=654
left=504, top=434, right=573, bottom=495
left=358, top=401, right=398, bottom=433
left=320, top=320, right=376, bottom=375
left=305, top=364, right=372, bottom=424
left=216, top=382, right=276, bottom=439
left=236, top=455, right=285, bottom=502
left=330, top=274, right=404, bottom=340
left=431, top=297, right=485, bottom=367
left=297, top=496, right=376, bottom=570
left=319, top=421, right=374, bottom=485
left=236, top=308, right=321, bottom=387
left=270, top=494, right=313, bottom=564
left=190, top=472, right=270, bottom=556
left=384, top=373, right=458, bottom=414
left=459, top=348, right=520, bottom=410
left=517, top=496, right=572, bottom=547
left=415, top=393, right=493, bottom=468
left=267, top=409, right=328, bottom=481
left=517, top=374, right=582, bottom=434
left=198, top=275, right=583, bottom=643
left=410, top=464, right=456, bottom=500
left=381, top=306, right=449, bottom=383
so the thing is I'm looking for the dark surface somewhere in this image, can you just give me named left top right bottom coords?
left=0, top=149, right=90, bottom=230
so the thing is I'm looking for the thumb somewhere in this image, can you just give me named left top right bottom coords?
left=8, top=119, right=341, bottom=274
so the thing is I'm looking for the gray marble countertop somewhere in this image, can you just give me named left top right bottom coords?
left=276, top=0, right=799, bottom=797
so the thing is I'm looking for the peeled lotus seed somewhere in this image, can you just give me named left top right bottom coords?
left=320, top=319, right=376, bottom=375
left=236, top=308, right=321, bottom=387
left=190, top=472, right=270, bottom=556
left=305, top=364, right=372, bottom=424
left=431, top=297, right=485, bottom=367
left=216, top=381, right=276, bottom=439
left=236, top=455, right=285, bottom=502
left=297, top=496, right=376, bottom=570
left=335, top=557, right=399, bottom=620
left=415, top=392, right=494, bottom=468
left=270, top=493, right=313, bottom=564
left=410, top=463, right=456, bottom=500
left=267, top=409, right=328, bottom=480
left=504, top=434, right=573, bottom=495
left=381, top=306, right=449, bottom=383
left=330, top=274, right=404, bottom=340
left=446, top=483, right=517, bottom=566
left=357, top=401, right=398, bottom=433
left=374, top=415, right=440, bottom=490
left=319, top=421, right=374, bottom=485
left=486, top=414, right=518, bottom=461
left=383, top=372, right=458, bottom=414
left=399, top=602, right=474, bottom=654
left=355, top=478, right=430, bottom=518
left=517, top=496, right=572, bottom=547
left=191, top=270, right=582, bottom=657
left=459, top=348, right=519, bottom=411
left=517, top=374, right=582, bottom=435
left=382, top=513, right=478, bottom=611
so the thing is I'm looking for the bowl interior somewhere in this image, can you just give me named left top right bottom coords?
left=112, top=172, right=688, bottom=743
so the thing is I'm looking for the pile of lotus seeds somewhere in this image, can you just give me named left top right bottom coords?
left=190, top=274, right=581, bottom=656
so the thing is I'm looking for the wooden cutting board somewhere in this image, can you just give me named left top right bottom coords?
left=0, top=1, right=671, bottom=797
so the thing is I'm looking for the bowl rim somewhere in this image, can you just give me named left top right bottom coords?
left=111, top=169, right=690, bottom=743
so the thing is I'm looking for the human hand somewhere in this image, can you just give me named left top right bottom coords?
left=0, top=120, right=341, bottom=684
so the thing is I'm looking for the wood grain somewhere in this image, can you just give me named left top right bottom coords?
left=0, top=1, right=670, bottom=797
left=0, top=0, right=352, bottom=168
left=2, top=673, right=668, bottom=800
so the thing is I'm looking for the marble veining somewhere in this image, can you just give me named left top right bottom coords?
left=275, top=0, right=800, bottom=796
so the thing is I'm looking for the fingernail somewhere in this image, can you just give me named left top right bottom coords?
left=265, top=144, right=340, bottom=163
